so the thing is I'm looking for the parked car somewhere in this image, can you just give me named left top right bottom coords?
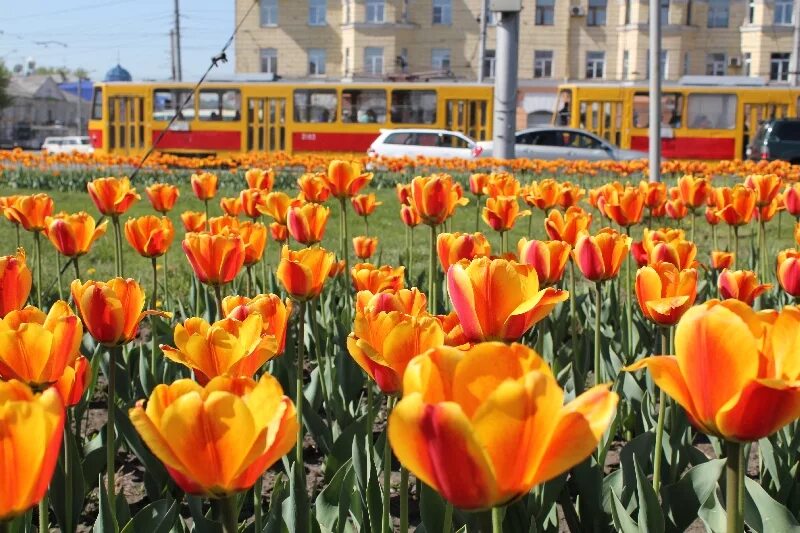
left=477, top=127, right=646, bottom=161
left=367, top=129, right=483, bottom=160
left=747, top=119, right=800, bottom=163
left=41, top=136, right=94, bottom=154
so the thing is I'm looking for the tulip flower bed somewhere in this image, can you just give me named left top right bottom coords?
left=4, top=162, right=800, bottom=533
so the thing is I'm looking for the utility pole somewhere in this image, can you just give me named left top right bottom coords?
left=174, top=0, right=183, bottom=81
left=478, top=0, right=488, bottom=82
left=492, top=1, right=521, bottom=160
left=169, top=29, right=177, bottom=81
left=76, top=77, right=82, bottom=135
left=790, top=0, right=800, bottom=85
left=648, top=0, right=662, bottom=182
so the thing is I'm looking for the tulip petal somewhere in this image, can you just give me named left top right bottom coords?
left=716, top=379, right=800, bottom=442
left=447, top=263, right=484, bottom=341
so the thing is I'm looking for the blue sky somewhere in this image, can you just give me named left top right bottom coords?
left=0, top=0, right=235, bottom=81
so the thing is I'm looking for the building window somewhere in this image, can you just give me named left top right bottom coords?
left=364, top=47, right=384, bottom=75
left=260, top=0, right=278, bottom=26
left=706, top=53, right=726, bottom=75
left=661, top=0, right=669, bottom=24
left=683, top=52, right=690, bottom=74
left=775, top=0, right=793, bottom=24
left=432, top=48, right=451, bottom=70
left=625, top=0, right=631, bottom=23
left=535, top=0, right=555, bottom=25
left=707, top=0, right=729, bottom=27
left=366, top=0, right=385, bottom=23
left=260, top=48, right=278, bottom=74
left=748, top=0, right=755, bottom=23
left=622, top=50, right=630, bottom=79
left=309, top=0, right=327, bottom=25
left=586, top=51, right=605, bottom=78
left=308, top=48, right=326, bottom=75
left=483, top=49, right=496, bottom=78
left=534, top=50, right=553, bottom=77
left=344, top=47, right=351, bottom=75
left=433, top=0, right=452, bottom=24
left=771, top=52, right=790, bottom=80
left=743, top=52, right=752, bottom=76
left=343, top=0, right=350, bottom=23
left=687, top=0, right=693, bottom=24
left=587, top=0, right=607, bottom=25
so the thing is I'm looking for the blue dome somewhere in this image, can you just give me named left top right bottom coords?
left=104, top=64, right=132, bottom=82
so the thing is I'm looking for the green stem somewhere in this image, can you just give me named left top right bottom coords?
left=400, top=467, right=409, bottom=533
left=725, top=440, right=744, bottom=533
left=310, top=299, right=333, bottom=431
left=0, top=520, right=10, bottom=533
left=625, top=227, right=632, bottom=362
left=246, top=265, right=252, bottom=297
left=254, top=476, right=263, bottom=533
left=219, top=494, right=238, bottom=533
left=339, top=197, right=349, bottom=280
left=213, top=284, right=224, bottom=321
left=204, top=200, right=210, bottom=232
left=56, top=251, right=63, bottom=300
left=107, top=345, right=120, bottom=522
left=365, top=215, right=369, bottom=236
left=150, top=258, right=159, bottom=374
left=653, top=328, right=669, bottom=492
left=15, top=224, right=20, bottom=249
left=63, top=414, right=74, bottom=532
left=760, top=220, right=767, bottom=285
left=690, top=212, right=696, bottom=243
left=594, top=282, right=603, bottom=386
left=476, top=196, right=481, bottom=232
left=429, top=224, right=437, bottom=313
left=733, top=226, right=740, bottom=268
left=712, top=224, right=718, bottom=251
left=163, top=250, right=169, bottom=311
left=442, top=502, right=454, bottom=533
left=492, top=507, right=503, bottom=533
left=34, top=230, right=42, bottom=308
left=569, top=262, right=581, bottom=392
left=382, top=396, right=394, bottom=533
left=409, top=228, right=414, bottom=282
left=73, top=257, right=80, bottom=281
left=38, top=494, right=48, bottom=532
left=112, top=216, right=123, bottom=277
left=527, top=209, right=533, bottom=237
left=295, top=300, right=307, bottom=468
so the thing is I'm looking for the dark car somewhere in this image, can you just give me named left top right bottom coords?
left=748, top=119, right=800, bottom=163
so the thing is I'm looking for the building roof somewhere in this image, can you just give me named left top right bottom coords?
left=104, top=64, right=132, bottom=82
left=7, top=75, right=67, bottom=100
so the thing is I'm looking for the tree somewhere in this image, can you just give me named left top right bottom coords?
left=0, top=61, right=11, bottom=113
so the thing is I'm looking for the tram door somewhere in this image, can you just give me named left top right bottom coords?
left=108, top=96, right=145, bottom=155
left=247, top=97, right=287, bottom=152
left=445, top=99, right=490, bottom=141
left=579, top=99, right=624, bottom=148
left=741, top=102, right=789, bottom=158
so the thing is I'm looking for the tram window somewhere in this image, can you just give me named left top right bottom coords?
left=631, top=93, right=683, bottom=128
left=556, top=89, right=572, bottom=126
left=153, top=89, right=195, bottom=121
left=294, top=89, right=337, bottom=123
left=198, top=89, right=241, bottom=121
left=688, top=93, right=736, bottom=129
left=342, top=89, right=386, bottom=123
left=390, top=90, right=437, bottom=123
left=91, top=88, right=103, bottom=119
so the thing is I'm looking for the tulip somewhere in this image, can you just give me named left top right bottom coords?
left=745, top=173, right=782, bottom=207
left=517, top=239, right=571, bottom=286
left=484, top=172, right=521, bottom=198
left=784, top=183, right=800, bottom=217
left=718, top=269, right=771, bottom=306
left=602, top=186, right=645, bottom=227
left=347, top=311, right=445, bottom=394
left=482, top=196, right=530, bottom=247
left=324, top=160, right=373, bottom=198
left=396, top=183, right=412, bottom=206
left=353, top=236, right=378, bottom=259
left=648, top=240, right=697, bottom=270
left=239, top=188, right=265, bottom=219
left=448, top=256, right=569, bottom=342
left=145, top=183, right=179, bottom=214
left=297, top=173, right=331, bottom=204
left=351, top=263, right=405, bottom=293
left=257, top=191, right=296, bottom=225
left=53, top=355, right=89, bottom=407
left=711, top=251, right=735, bottom=270
left=389, top=342, right=618, bottom=509
left=631, top=241, right=649, bottom=267
left=716, top=185, right=756, bottom=227
left=161, top=314, right=278, bottom=383
left=209, top=215, right=240, bottom=234
left=287, top=203, right=329, bottom=246
left=677, top=174, right=710, bottom=210
left=0, top=381, right=64, bottom=521
left=269, top=222, right=289, bottom=243
left=277, top=245, right=335, bottom=301
left=181, top=210, right=207, bottom=232
left=523, top=179, right=559, bottom=210
left=777, top=248, right=800, bottom=297
left=0, top=301, right=83, bottom=386
left=222, top=293, right=292, bottom=354
left=220, top=196, right=242, bottom=217
left=5, top=194, right=54, bottom=232
left=756, top=198, right=781, bottom=223
left=635, top=262, right=697, bottom=326
left=639, top=180, right=667, bottom=213
left=544, top=206, right=592, bottom=246
left=705, top=207, right=721, bottom=225
left=574, top=228, right=631, bottom=282
left=410, top=174, right=469, bottom=227
left=795, top=222, right=800, bottom=246
left=183, top=231, right=245, bottom=288
left=0, top=250, right=32, bottom=318
left=245, top=167, right=275, bottom=191
left=351, top=193, right=382, bottom=217
left=44, top=212, right=108, bottom=260
left=437, top=232, right=491, bottom=272
left=191, top=172, right=219, bottom=201
left=400, top=204, right=421, bottom=228
left=642, top=227, right=684, bottom=254
left=124, top=215, right=174, bottom=258
left=665, top=198, right=688, bottom=221
left=328, top=259, right=346, bottom=278
left=354, top=288, right=428, bottom=317
left=469, top=173, right=490, bottom=196
left=238, top=221, right=268, bottom=267
left=129, top=374, right=296, bottom=499
left=87, top=177, right=139, bottom=217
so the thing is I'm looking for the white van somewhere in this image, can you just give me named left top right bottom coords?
left=42, top=136, right=95, bottom=154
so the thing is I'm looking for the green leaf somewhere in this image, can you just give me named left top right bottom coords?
left=698, top=490, right=726, bottom=533
left=634, top=457, right=664, bottom=533
left=113, top=404, right=169, bottom=494
left=419, top=482, right=448, bottom=533
left=50, top=428, right=86, bottom=533
left=610, top=489, right=640, bottom=533
left=660, top=458, right=725, bottom=533
left=283, top=461, right=310, bottom=533
left=93, top=475, right=119, bottom=533
left=315, top=459, right=355, bottom=533
left=351, top=433, right=382, bottom=533
left=744, top=475, right=800, bottom=532
left=187, top=496, right=222, bottom=533
left=120, top=499, right=180, bottom=533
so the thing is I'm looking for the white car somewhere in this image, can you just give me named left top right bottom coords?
left=42, top=136, right=95, bottom=154
left=367, top=129, right=483, bottom=160
left=478, top=127, right=646, bottom=161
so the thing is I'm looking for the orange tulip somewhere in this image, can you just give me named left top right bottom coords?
left=396, top=183, right=412, bottom=205
left=238, top=221, right=268, bottom=266
left=756, top=198, right=782, bottom=223
left=635, top=262, right=697, bottom=326
left=325, top=160, right=373, bottom=198
left=602, top=186, right=645, bottom=227
left=145, top=183, right=179, bottom=214
left=705, top=206, right=721, bottom=225
left=745, top=173, right=782, bottom=207
left=328, top=259, right=346, bottom=278
left=239, top=188, right=265, bottom=219
left=544, top=206, right=592, bottom=246
left=5, top=194, right=54, bottom=231
left=0, top=250, right=32, bottom=318
left=124, top=215, right=174, bottom=258
left=410, top=174, right=469, bottom=226
left=43, top=211, right=107, bottom=257
left=718, top=269, right=771, bottom=305
left=183, top=231, right=245, bottom=286
left=677, top=174, right=710, bottom=210
left=639, top=180, right=667, bottom=211
left=665, top=199, right=688, bottom=221
left=257, top=192, right=297, bottom=225
left=795, top=222, right=800, bottom=246
left=87, top=177, right=139, bottom=217
left=574, top=228, right=632, bottom=282
left=219, top=196, right=242, bottom=217
left=648, top=240, right=698, bottom=270
left=161, top=314, right=278, bottom=383
left=209, top=215, right=240, bottom=234
left=710, top=186, right=733, bottom=209
left=0, top=301, right=82, bottom=386
left=400, top=204, right=421, bottom=228
left=245, top=167, right=275, bottom=191
left=351, top=263, right=405, bottom=293
left=777, top=249, right=800, bottom=297
left=447, top=256, right=569, bottom=342
left=631, top=241, right=649, bottom=267
left=277, top=245, right=335, bottom=300
left=626, top=300, right=800, bottom=442
left=286, top=203, right=329, bottom=246
left=71, top=278, right=160, bottom=346
left=353, top=236, right=378, bottom=259
left=130, top=374, right=296, bottom=497
left=557, top=181, right=585, bottom=209
left=351, top=193, right=382, bottom=217
left=469, top=173, right=490, bottom=196
left=517, top=239, right=571, bottom=286
left=437, top=232, right=491, bottom=272
left=191, top=172, right=218, bottom=201
left=269, top=222, right=289, bottom=243
left=354, top=288, right=428, bottom=317
left=642, top=227, right=684, bottom=254
left=593, top=182, right=624, bottom=213
left=484, top=172, right=521, bottom=198
left=0, top=380, right=65, bottom=521
left=297, top=173, right=331, bottom=204
left=347, top=310, right=444, bottom=393
left=482, top=196, right=530, bottom=232
left=0, top=195, right=20, bottom=225
left=181, top=211, right=207, bottom=232
left=521, top=179, right=559, bottom=211
left=389, top=343, right=617, bottom=509
left=222, top=294, right=292, bottom=354
left=711, top=251, right=735, bottom=270
left=716, top=185, right=756, bottom=226
left=52, top=355, right=89, bottom=407
left=784, top=183, right=800, bottom=217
